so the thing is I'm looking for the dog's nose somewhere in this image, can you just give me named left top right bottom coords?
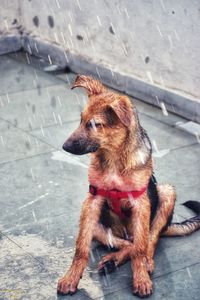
left=62, top=138, right=99, bottom=155
left=62, top=141, right=72, bottom=152
left=62, top=140, right=83, bottom=154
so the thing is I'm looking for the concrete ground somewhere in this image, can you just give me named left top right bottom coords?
left=0, top=52, right=200, bottom=300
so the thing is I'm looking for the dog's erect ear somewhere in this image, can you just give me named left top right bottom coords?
left=71, top=75, right=106, bottom=96
left=109, top=96, right=133, bottom=127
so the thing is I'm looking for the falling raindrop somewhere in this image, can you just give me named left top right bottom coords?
left=168, top=34, right=173, bottom=49
left=57, top=114, right=63, bottom=126
left=159, top=0, right=166, bottom=12
left=52, top=111, right=58, bottom=124
left=26, top=53, right=31, bottom=64
left=65, top=74, right=70, bottom=84
left=68, top=24, right=73, bottom=36
left=27, top=43, right=32, bottom=55
left=138, top=150, right=145, bottom=164
left=90, top=119, right=97, bottom=132
left=109, top=67, right=114, bottom=77
left=57, top=96, right=62, bottom=107
left=155, top=96, right=160, bottom=105
left=146, top=71, right=154, bottom=84
left=30, top=168, right=35, bottom=180
left=122, top=43, right=128, bottom=56
left=116, top=5, right=122, bottom=15
left=0, top=136, right=5, bottom=147
left=152, top=140, right=159, bottom=153
left=96, top=67, right=101, bottom=79
left=55, top=0, right=60, bottom=9
left=54, top=32, right=59, bottom=43
left=195, top=132, right=200, bottom=143
left=34, top=42, right=39, bottom=53
left=68, top=11, right=73, bottom=23
left=48, top=55, right=52, bottom=65
left=76, top=0, right=82, bottom=10
left=32, top=210, right=37, bottom=222
left=128, top=192, right=135, bottom=207
left=174, top=30, right=180, bottom=41
left=183, top=279, right=187, bottom=288
left=107, top=228, right=114, bottom=248
left=28, top=117, right=33, bottom=130
left=160, top=102, right=168, bottom=116
left=186, top=267, right=192, bottom=278
left=64, top=52, right=69, bottom=63
left=156, top=25, right=163, bottom=38
left=34, top=69, right=38, bottom=80
left=40, top=125, right=45, bottom=136
left=96, top=15, right=102, bottom=27
left=124, top=8, right=130, bottom=18
left=61, top=32, right=66, bottom=45
left=123, top=228, right=129, bottom=240
left=90, top=250, right=96, bottom=263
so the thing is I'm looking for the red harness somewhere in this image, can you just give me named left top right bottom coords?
left=89, top=184, right=147, bottom=219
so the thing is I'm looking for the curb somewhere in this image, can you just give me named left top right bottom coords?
left=0, top=35, right=22, bottom=55
left=2, top=34, right=200, bottom=124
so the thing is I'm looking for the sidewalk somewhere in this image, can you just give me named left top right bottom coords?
left=0, top=52, right=200, bottom=300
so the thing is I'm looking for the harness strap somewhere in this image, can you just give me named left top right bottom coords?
left=89, top=184, right=147, bottom=218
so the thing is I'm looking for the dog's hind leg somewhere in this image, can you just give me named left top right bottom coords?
left=93, top=223, right=132, bottom=248
left=93, top=223, right=133, bottom=273
left=146, top=184, right=176, bottom=273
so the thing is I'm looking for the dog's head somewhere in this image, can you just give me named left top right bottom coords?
left=62, top=75, right=136, bottom=155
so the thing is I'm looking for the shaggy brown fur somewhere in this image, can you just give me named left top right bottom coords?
left=57, top=75, right=200, bottom=298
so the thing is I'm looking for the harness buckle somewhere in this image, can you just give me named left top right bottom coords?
left=89, top=185, right=97, bottom=196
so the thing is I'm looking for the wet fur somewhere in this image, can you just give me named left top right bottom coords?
left=58, top=75, right=200, bottom=298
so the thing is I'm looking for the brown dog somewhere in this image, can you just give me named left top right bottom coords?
left=57, top=75, right=200, bottom=297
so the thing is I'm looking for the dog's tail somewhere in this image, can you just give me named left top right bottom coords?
left=162, top=201, right=200, bottom=237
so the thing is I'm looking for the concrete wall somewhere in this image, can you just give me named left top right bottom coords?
left=21, top=0, right=200, bottom=100
left=0, top=0, right=21, bottom=54
left=0, top=0, right=200, bottom=122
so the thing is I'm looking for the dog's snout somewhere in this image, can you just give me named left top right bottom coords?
left=62, top=141, right=71, bottom=152
left=62, top=125, right=100, bottom=155
left=62, top=139, right=85, bottom=155
left=63, top=140, right=79, bottom=153
left=63, top=138, right=99, bottom=155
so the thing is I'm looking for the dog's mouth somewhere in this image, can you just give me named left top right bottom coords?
left=62, top=140, right=100, bottom=155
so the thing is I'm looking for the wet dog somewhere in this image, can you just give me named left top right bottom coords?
left=57, top=75, right=200, bottom=297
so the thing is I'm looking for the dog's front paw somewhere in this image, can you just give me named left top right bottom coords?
left=57, top=273, right=79, bottom=295
left=133, top=277, right=153, bottom=298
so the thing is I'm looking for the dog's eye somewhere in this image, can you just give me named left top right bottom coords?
left=86, top=120, right=102, bottom=129
left=94, top=123, right=102, bottom=128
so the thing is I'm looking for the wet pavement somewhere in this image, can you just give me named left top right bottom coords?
left=0, top=52, right=200, bottom=300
